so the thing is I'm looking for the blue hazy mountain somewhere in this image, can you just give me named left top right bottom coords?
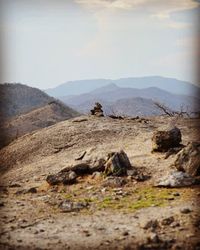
left=45, top=76, right=199, bottom=97
left=59, top=83, right=199, bottom=116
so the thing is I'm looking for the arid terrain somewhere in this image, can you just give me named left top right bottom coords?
left=0, top=114, right=200, bottom=250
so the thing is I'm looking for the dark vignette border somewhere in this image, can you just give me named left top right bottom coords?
left=0, top=1, right=199, bottom=249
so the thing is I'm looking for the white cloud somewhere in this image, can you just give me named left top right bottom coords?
left=76, top=0, right=199, bottom=29
left=75, top=0, right=147, bottom=10
left=149, top=0, right=199, bottom=29
left=76, top=0, right=199, bottom=12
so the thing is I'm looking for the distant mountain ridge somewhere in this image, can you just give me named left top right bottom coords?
left=59, top=84, right=199, bottom=116
left=45, top=76, right=199, bottom=97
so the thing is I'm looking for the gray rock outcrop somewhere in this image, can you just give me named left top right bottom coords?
left=104, top=150, right=132, bottom=176
left=155, top=171, right=195, bottom=187
left=173, top=142, right=200, bottom=176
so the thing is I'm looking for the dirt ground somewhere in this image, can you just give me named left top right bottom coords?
left=0, top=115, right=200, bottom=249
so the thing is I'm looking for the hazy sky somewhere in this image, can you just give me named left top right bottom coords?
left=0, top=0, right=199, bottom=89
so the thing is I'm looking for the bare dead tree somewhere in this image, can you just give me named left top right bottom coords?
left=154, top=102, right=190, bottom=118
left=154, top=102, right=177, bottom=117
left=179, top=104, right=190, bottom=118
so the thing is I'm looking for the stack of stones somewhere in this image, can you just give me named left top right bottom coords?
left=90, top=102, right=104, bottom=117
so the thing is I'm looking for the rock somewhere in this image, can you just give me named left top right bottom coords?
left=46, top=173, right=64, bottom=185
left=104, top=150, right=132, bottom=176
left=103, top=177, right=127, bottom=188
left=173, top=192, right=180, bottom=197
left=147, top=233, right=160, bottom=243
left=133, top=174, right=151, bottom=182
left=59, top=200, right=88, bottom=212
left=15, top=190, right=26, bottom=195
left=194, top=219, right=200, bottom=229
left=164, top=146, right=184, bottom=159
left=194, top=176, right=200, bottom=185
left=90, top=102, right=104, bottom=117
left=0, top=202, right=4, bottom=207
left=101, top=188, right=107, bottom=193
left=72, top=118, right=88, bottom=123
left=89, top=158, right=106, bottom=173
left=127, top=169, right=137, bottom=176
left=173, top=142, right=200, bottom=176
left=152, top=127, right=182, bottom=152
left=180, top=208, right=192, bottom=214
left=27, top=187, right=37, bottom=194
left=141, top=219, right=159, bottom=231
left=171, top=222, right=180, bottom=228
left=155, top=171, right=195, bottom=187
left=75, top=151, right=87, bottom=160
left=122, top=231, right=129, bottom=236
left=68, top=163, right=91, bottom=176
left=161, top=216, right=174, bottom=226
left=109, top=115, right=124, bottom=120
left=63, top=171, right=77, bottom=185
left=9, top=183, right=21, bottom=188
left=91, top=171, right=102, bottom=179
left=46, top=170, right=77, bottom=185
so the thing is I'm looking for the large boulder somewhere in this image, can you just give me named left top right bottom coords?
left=104, top=150, right=132, bottom=176
left=173, top=142, right=200, bottom=176
left=152, top=127, right=182, bottom=152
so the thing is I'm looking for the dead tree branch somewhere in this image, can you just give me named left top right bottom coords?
left=154, top=102, right=190, bottom=118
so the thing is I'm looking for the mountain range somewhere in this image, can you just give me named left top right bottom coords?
left=45, top=76, right=199, bottom=97
left=0, top=77, right=199, bottom=147
left=58, top=83, right=199, bottom=116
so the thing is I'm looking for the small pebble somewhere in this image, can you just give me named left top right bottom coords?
left=180, top=208, right=192, bottom=214
left=173, top=192, right=180, bottom=197
left=122, top=231, right=129, bottom=236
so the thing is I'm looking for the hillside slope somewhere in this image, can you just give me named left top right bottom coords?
left=0, top=115, right=199, bottom=249
left=0, top=101, right=79, bottom=148
left=0, top=83, right=79, bottom=148
left=0, top=83, right=78, bottom=121
left=1, top=115, right=199, bottom=175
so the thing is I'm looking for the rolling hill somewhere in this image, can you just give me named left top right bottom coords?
left=0, top=83, right=79, bottom=148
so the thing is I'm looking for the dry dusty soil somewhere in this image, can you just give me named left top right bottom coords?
left=0, top=115, right=200, bottom=249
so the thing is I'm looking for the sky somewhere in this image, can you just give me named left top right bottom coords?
left=0, top=0, right=199, bottom=89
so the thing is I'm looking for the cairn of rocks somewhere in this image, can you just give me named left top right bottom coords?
left=90, top=102, right=104, bottom=117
